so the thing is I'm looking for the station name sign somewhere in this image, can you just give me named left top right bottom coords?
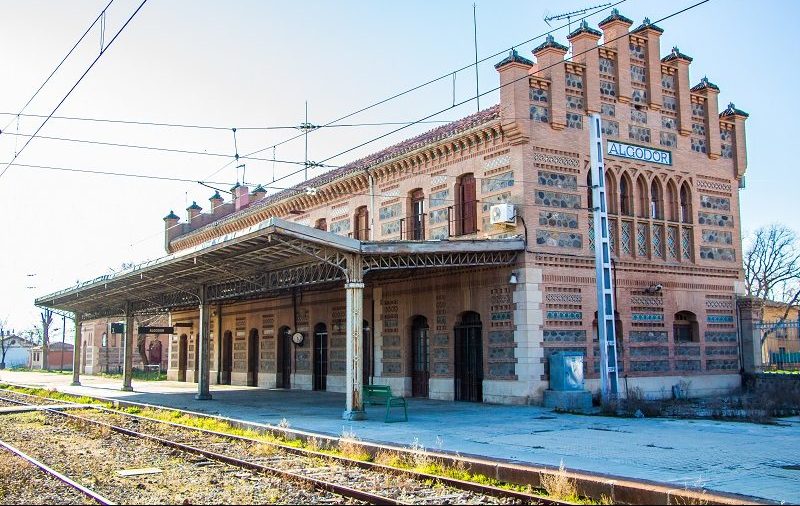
left=607, top=141, right=671, bottom=166
left=138, top=326, right=174, bottom=335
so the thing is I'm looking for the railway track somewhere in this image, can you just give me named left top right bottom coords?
left=0, top=390, right=571, bottom=505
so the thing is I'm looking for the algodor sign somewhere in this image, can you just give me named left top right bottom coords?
left=607, top=140, right=672, bottom=166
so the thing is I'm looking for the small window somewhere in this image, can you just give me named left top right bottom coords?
left=674, top=311, right=699, bottom=343
left=455, top=173, right=477, bottom=235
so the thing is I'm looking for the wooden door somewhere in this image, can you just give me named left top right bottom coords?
left=354, top=207, right=369, bottom=240
left=313, top=323, right=328, bottom=391
left=454, top=312, right=483, bottom=402
left=411, top=316, right=429, bottom=397
left=221, top=331, right=233, bottom=385
left=459, top=174, right=477, bottom=234
left=178, top=334, right=188, bottom=382
left=277, top=326, right=291, bottom=388
left=248, top=329, right=259, bottom=386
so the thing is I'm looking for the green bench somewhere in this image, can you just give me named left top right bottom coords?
left=362, top=384, right=407, bottom=423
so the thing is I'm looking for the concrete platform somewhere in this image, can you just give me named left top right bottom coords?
left=2, top=370, right=798, bottom=503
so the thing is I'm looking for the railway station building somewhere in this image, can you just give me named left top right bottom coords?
left=37, top=11, right=750, bottom=415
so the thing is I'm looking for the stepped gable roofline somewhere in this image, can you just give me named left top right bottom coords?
left=175, top=105, right=501, bottom=243
left=568, top=19, right=602, bottom=39
left=691, top=76, right=720, bottom=92
left=598, top=8, right=633, bottom=27
left=533, top=34, right=569, bottom=54
left=163, top=210, right=179, bottom=220
left=662, top=46, right=693, bottom=63
left=720, top=102, right=749, bottom=118
left=632, top=17, right=664, bottom=34
left=494, top=49, right=533, bottom=69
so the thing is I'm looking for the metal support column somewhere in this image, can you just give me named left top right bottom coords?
left=343, top=254, right=366, bottom=420
left=196, top=285, right=212, bottom=400
left=70, top=314, right=81, bottom=386
left=590, top=113, right=619, bottom=402
left=122, top=303, right=134, bottom=392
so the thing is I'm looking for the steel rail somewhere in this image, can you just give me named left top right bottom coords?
left=0, top=439, right=115, bottom=505
left=0, top=391, right=566, bottom=505
left=0, top=395, right=405, bottom=505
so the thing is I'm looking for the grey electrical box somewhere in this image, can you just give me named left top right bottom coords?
left=549, top=351, right=585, bottom=391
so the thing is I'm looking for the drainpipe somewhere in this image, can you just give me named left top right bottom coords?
left=366, top=170, right=375, bottom=241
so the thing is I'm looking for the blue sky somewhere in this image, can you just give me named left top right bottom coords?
left=0, top=0, right=796, bottom=332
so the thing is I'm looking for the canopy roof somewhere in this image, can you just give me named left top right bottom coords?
left=36, top=218, right=523, bottom=319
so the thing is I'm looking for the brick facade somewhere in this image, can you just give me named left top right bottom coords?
left=161, top=11, right=748, bottom=402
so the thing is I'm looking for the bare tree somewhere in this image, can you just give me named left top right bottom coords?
left=744, top=224, right=800, bottom=342
left=38, top=309, right=54, bottom=370
left=0, top=317, right=9, bottom=369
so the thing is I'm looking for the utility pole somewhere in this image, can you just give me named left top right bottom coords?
left=473, top=3, right=480, bottom=112
left=60, top=314, right=66, bottom=371
left=589, top=113, right=619, bottom=403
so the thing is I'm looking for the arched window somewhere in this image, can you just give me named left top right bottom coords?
left=315, top=218, right=327, bottom=231
left=353, top=206, right=369, bottom=240
left=455, top=173, right=477, bottom=235
left=666, top=181, right=679, bottom=222
left=679, top=183, right=692, bottom=223
left=605, top=172, right=617, bottom=214
left=650, top=180, right=663, bottom=220
left=673, top=311, right=699, bottom=343
left=620, top=174, right=633, bottom=216
left=636, top=175, right=649, bottom=218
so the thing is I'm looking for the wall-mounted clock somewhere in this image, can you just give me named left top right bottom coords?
left=291, top=332, right=304, bottom=346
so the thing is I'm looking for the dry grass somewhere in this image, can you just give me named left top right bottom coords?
left=337, top=429, right=371, bottom=461
left=540, top=461, right=580, bottom=503
left=251, top=443, right=278, bottom=457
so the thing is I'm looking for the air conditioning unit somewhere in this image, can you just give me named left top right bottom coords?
left=489, top=203, right=516, bottom=225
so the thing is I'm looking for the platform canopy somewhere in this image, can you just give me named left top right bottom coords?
left=35, top=217, right=523, bottom=319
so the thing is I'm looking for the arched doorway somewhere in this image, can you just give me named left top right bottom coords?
left=411, top=315, right=429, bottom=397
left=313, top=323, right=328, bottom=391
left=454, top=311, right=483, bottom=402
left=277, top=326, right=291, bottom=388
left=221, top=331, right=233, bottom=385
left=248, top=328, right=259, bottom=386
left=178, top=334, right=188, bottom=382
left=362, top=320, right=371, bottom=386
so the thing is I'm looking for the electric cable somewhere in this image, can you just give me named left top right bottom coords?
left=316, top=1, right=711, bottom=166
left=0, top=0, right=115, bottom=135
left=0, top=0, right=149, bottom=181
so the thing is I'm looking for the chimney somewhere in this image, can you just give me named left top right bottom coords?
left=209, top=191, right=223, bottom=211
left=163, top=210, right=180, bottom=253
left=720, top=103, right=749, bottom=182
left=662, top=46, right=694, bottom=136
left=632, top=17, right=665, bottom=110
left=599, top=8, right=634, bottom=103
left=250, top=184, right=267, bottom=202
left=186, top=201, right=202, bottom=224
left=692, top=77, right=721, bottom=159
left=494, top=49, right=533, bottom=144
left=232, top=183, right=250, bottom=211
left=532, top=34, right=569, bottom=130
left=568, top=20, right=602, bottom=114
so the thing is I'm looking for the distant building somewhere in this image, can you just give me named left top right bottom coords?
left=1, top=334, right=35, bottom=369
left=30, top=341, right=73, bottom=370
left=79, top=316, right=169, bottom=374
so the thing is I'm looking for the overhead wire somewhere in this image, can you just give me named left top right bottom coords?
left=0, top=0, right=149, bottom=181
left=316, top=0, right=712, bottom=166
left=0, top=0, right=115, bottom=135
left=33, top=0, right=639, bottom=278
left=196, top=0, right=628, bottom=184
left=0, top=112, right=456, bottom=132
